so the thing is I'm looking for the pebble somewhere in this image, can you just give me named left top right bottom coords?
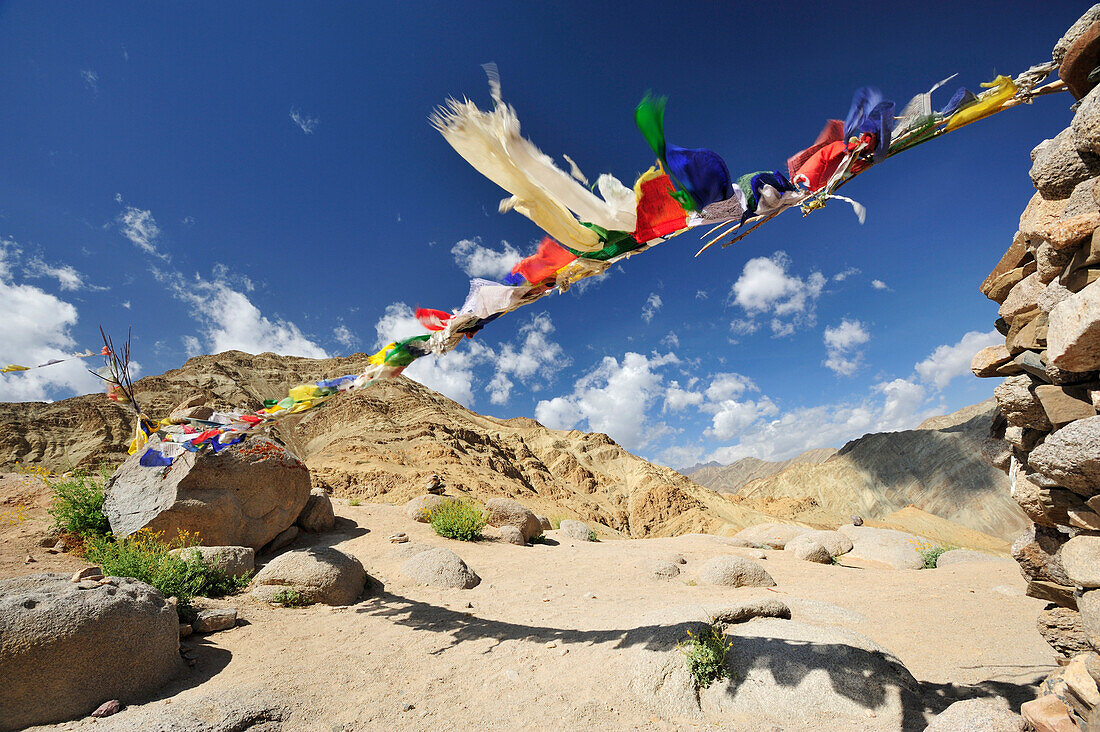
left=545, top=640, right=558, bottom=648
left=584, top=593, right=597, bottom=600
left=504, top=669, right=519, bottom=681
left=24, top=555, right=34, bottom=563
left=389, top=533, right=409, bottom=544
left=401, top=703, right=414, bottom=712
left=465, top=602, right=473, bottom=608
left=559, top=648, right=569, bottom=656
left=91, top=699, right=121, bottom=718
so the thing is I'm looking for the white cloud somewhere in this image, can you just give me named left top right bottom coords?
left=660, top=332, right=679, bottom=348
left=486, top=314, right=565, bottom=405
left=871, top=279, right=889, bottom=290
left=332, top=325, right=356, bottom=349
left=451, top=239, right=521, bottom=279
left=165, top=268, right=328, bottom=358
left=834, top=267, right=860, bottom=282
left=729, top=252, right=826, bottom=336
left=535, top=352, right=678, bottom=451
left=373, top=302, right=426, bottom=349
left=290, top=109, right=319, bottom=134
left=121, top=300, right=131, bottom=309
left=875, top=378, right=929, bottom=431
left=0, top=241, right=101, bottom=401
left=664, top=381, right=703, bottom=411
left=117, top=202, right=168, bottom=260
left=695, top=289, right=708, bottom=300
left=81, top=69, right=98, bottom=92
left=823, top=318, right=869, bottom=376
left=641, top=293, right=662, bottom=323
left=914, top=329, right=1002, bottom=390
left=24, top=258, right=88, bottom=291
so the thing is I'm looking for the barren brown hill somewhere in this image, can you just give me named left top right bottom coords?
left=731, top=400, right=1028, bottom=542
left=0, top=351, right=788, bottom=538
left=688, top=448, right=837, bottom=494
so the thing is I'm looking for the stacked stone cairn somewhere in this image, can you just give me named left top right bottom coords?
left=972, top=7, right=1100, bottom=729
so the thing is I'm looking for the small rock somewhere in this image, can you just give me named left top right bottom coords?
left=545, top=641, right=558, bottom=648
left=24, top=555, right=35, bottom=564
left=252, top=546, right=368, bottom=605
left=1021, top=693, right=1078, bottom=732
left=994, top=374, right=1053, bottom=431
left=499, top=525, right=526, bottom=545
left=91, top=699, right=122, bottom=718
left=504, top=669, right=519, bottom=681
left=389, top=533, right=409, bottom=544
left=1038, top=607, right=1093, bottom=658
left=851, top=515, right=863, bottom=526
left=1061, top=535, right=1100, bottom=588
left=652, top=560, right=680, bottom=579
left=425, top=474, right=445, bottom=494
left=584, top=592, right=597, bottom=600
left=193, top=608, right=237, bottom=634
left=76, top=580, right=100, bottom=590
left=792, top=542, right=832, bottom=564
left=1030, top=128, right=1100, bottom=200
left=665, top=553, right=686, bottom=565
left=402, top=702, right=414, bottom=712
left=698, top=556, right=777, bottom=588
left=296, top=489, right=336, bottom=533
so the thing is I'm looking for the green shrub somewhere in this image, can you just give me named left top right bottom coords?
left=427, top=499, right=485, bottom=541
left=47, top=468, right=112, bottom=538
left=680, top=622, right=733, bottom=689
left=348, top=497, right=361, bottom=506
left=918, top=544, right=952, bottom=569
left=84, top=530, right=251, bottom=619
left=588, top=530, right=599, bottom=542
left=271, top=589, right=313, bottom=607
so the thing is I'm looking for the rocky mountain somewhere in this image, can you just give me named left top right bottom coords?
left=0, top=351, right=790, bottom=538
left=718, top=400, right=1028, bottom=542
left=688, top=449, right=837, bottom=494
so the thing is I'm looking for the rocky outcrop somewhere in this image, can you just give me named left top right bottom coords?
left=971, top=9, right=1100, bottom=725
left=0, top=573, right=181, bottom=730
left=103, top=434, right=311, bottom=550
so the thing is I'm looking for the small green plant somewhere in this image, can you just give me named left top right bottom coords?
left=348, top=497, right=361, bottom=506
left=271, top=589, right=314, bottom=607
left=684, top=578, right=697, bottom=586
left=47, top=468, right=112, bottom=538
left=680, top=621, right=732, bottom=689
left=588, top=530, right=599, bottom=542
left=549, top=516, right=564, bottom=530
left=84, top=530, right=251, bottom=619
left=918, top=544, right=953, bottom=569
left=427, top=499, right=486, bottom=541
left=530, top=534, right=550, bottom=545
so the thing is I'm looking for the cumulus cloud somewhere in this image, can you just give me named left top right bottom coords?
left=914, top=329, right=1002, bottom=390
left=290, top=109, right=319, bottom=134
left=165, top=267, right=328, bottom=358
left=117, top=200, right=168, bottom=260
left=535, top=352, right=679, bottom=451
left=451, top=239, right=522, bottom=279
left=823, top=318, right=870, bottom=376
left=833, top=267, right=860, bottom=282
left=641, top=293, right=662, bottom=323
left=664, top=381, right=704, bottom=411
left=486, top=314, right=565, bottom=405
left=729, top=252, right=826, bottom=336
left=0, top=241, right=101, bottom=401
left=871, top=279, right=889, bottom=290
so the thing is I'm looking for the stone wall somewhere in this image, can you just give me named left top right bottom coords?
left=972, top=6, right=1100, bottom=729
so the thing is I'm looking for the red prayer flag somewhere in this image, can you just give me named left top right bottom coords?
left=633, top=173, right=688, bottom=242
left=415, top=308, right=454, bottom=331
left=511, top=237, right=577, bottom=284
left=786, top=120, right=844, bottom=181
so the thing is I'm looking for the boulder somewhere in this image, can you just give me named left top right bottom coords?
left=1049, top=280, right=1100, bottom=372
left=924, top=697, right=1027, bottom=732
left=730, top=522, right=809, bottom=549
left=192, top=607, right=237, bottom=634
left=250, top=547, right=367, bottom=606
left=837, top=524, right=932, bottom=570
left=1029, top=416, right=1100, bottom=494
left=971, top=344, right=1015, bottom=376
left=994, top=374, right=1053, bottom=431
left=1054, top=5, right=1100, bottom=64
left=785, top=530, right=852, bottom=558
left=536, top=515, right=552, bottom=531
left=168, top=545, right=254, bottom=579
left=559, top=519, right=592, bottom=542
left=296, top=489, right=335, bottom=533
left=981, top=234, right=1030, bottom=296
left=400, top=547, right=480, bottom=589
left=791, top=542, right=832, bottom=564
left=499, top=525, right=526, bottom=545
left=1013, top=524, right=1072, bottom=585
left=1062, top=535, right=1100, bottom=588
left=0, top=573, right=181, bottom=731
left=484, top=498, right=542, bottom=542
left=1030, top=128, right=1100, bottom=200
left=1064, top=653, right=1100, bottom=719
left=77, top=685, right=287, bottom=732
left=698, top=556, right=776, bottom=588
left=265, top=525, right=298, bottom=552
left=1040, top=280, right=1074, bottom=314
left=1081, top=589, right=1100, bottom=650
left=935, top=549, right=1008, bottom=568
left=629, top=615, right=921, bottom=728
left=999, top=273, right=1045, bottom=321
left=102, top=434, right=311, bottom=551
left=404, top=494, right=445, bottom=522
left=1037, top=241, right=1075, bottom=283
left=1021, top=693, right=1078, bottom=732
left=1038, top=607, right=1092, bottom=657
left=1035, top=385, right=1097, bottom=426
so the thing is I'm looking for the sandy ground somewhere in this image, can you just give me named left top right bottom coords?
left=2, top=480, right=1057, bottom=731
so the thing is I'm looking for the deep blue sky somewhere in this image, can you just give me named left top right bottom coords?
left=0, top=1, right=1086, bottom=466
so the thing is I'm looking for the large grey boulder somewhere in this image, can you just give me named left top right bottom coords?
left=296, top=489, right=335, bottom=533
left=483, top=498, right=542, bottom=542
left=785, top=530, right=852, bottom=558
left=103, top=434, right=311, bottom=550
left=838, top=525, right=932, bottom=570
left=629, top=615, right=921, bottom=728
left=1030, top=128, right=1100, bottom=200
left=559, top=519, right=592, bottom=542
left=993, top=374, right=1052, bottom=431
left=1062, top=535, right=1100, bottom=588
left=168, top=545, right=254, bottom=579
left=698, top=556, right=776, bottom=588
left=0, top=573, right=181, bottom=731
left=250, top=547, right=367, bottom=605
left=1029, top=416, right=1100, bottom=494
left=1048, top=280, right=1100, bottom=373
left=923, top=697, right=1027, bottom=732
left=730, top=522, right=809, bottom=549
left=400, top=547, right=480, bottom=589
